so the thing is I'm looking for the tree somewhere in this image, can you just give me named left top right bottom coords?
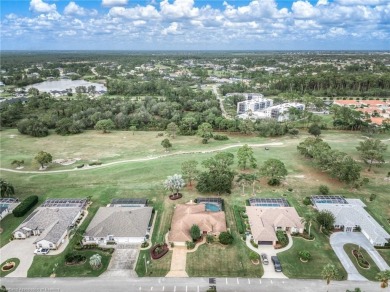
left=181, top=160, right=199, bottom=186
left=166, top=122, right=178, bottom=138
left=259, top=159, right=288, bottom=182
left=317, top=210, right=335, bottom=231
left=322, top=263, right=340, bottom=285
left=129, top=125, right=137, bottom=135
left=11, top=160, right=24, bottom=168
left=164, top=174, right=185, bottom=196
left=236, top=173, right=257, bottom=196
left=34, top=151, right=52, bottom=169
left=301, top=213, right=315, bottom=239
left=197, top=122, right=213, bottom=143
left=196, top=152, right=235, bottom=195
left=237, top=144, right=257, bottom=170
left=89, top=254, right=102, bottom=270
left=376, top=270, right=390, bottom=288
left=161, top=138, right=172, bottom=152
left=319, top=185, right=330, bottom=195
left=308, top=124, right=321, bottom=137
left=238, top=119, right=255, bottom=135
left=94, top=119, right=115, bottom=133
left=0, top=179, right=15, bottom=198
left=190, top=224, right=201, bottom=241
left=298, top=250, right=311, bottom=261
left=219, top=232, right=234, bottom=245
left=356, top=138, right=387, bottom=171
left=289, top=128, right=299, bottom=136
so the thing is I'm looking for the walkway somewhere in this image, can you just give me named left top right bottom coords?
left=0, top=142, right=284, bottom=174
left=330, top=232, right=390, bottom=281
left=246, top=234, right=293, bottom=279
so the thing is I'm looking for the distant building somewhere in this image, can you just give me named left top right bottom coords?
left=235, top=93, right=305, bottom=121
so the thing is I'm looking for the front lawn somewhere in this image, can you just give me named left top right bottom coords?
left=377, top=249, right=390, bottom=265
left=135, top=250, right=172, bottom=277
left=277, top=228, right=347, bottom=279
left=343, top=244, right=380, bottom=281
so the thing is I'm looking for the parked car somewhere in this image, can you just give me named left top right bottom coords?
left=261, top=253, right=269, bottom=265
left=271, top=256, right=282, bottom=272
left=34, top=248, right=49, bottom=255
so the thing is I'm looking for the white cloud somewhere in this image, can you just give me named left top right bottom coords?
left=160, top=0, right=199, bottom=19
left=162, top=22, right=181, bottom=35
left=64, top=2, right=84, bottom=16
left=29, top=0, right=56, bottom=13
left=102, top=0, right=128, bottom=7
left=109, top=5, right=160, bottom=19
left=292, top=1, right=318, bottom=19
left=316, top=0, right=328, bottom=6
left=336, top=0, right=388, bottom=5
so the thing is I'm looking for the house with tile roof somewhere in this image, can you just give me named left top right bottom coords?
left=168, top=203, right=227, bottom=246
left=83, top=206, right=153, bottom=245
left=13, top=207, right=82, bottom=249
left=246, top=207, right=304, bottom=246
left=314, top=198, right=390, bottom=247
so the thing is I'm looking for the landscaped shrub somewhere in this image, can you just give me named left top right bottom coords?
left=303, top=197, right=312, bottom=206
left=219, top=232, right=234, bottom=245
left=190, top=224, right=201, bottom=241
left=213, top=134, right=229, bottom=141
left=288, top=188, right=293, bottom=192
left=141, top=242, right=149, bottom=248
left=89, top=161, right=102, bottom=166
left=250, top=239, right=258, bottom=248
left=233, top=206, right=245, bottom=234
left=298, top=250, right=311, bottom=262
left=206, top=235, right=214, bottom=244
left=186, top=241, right=195, bottom=250
left=369, top=194, right=376, bottom=201
left=276, top=231, right=288, bottom=247
left=76, top=164, right=84, bottom=168
left=150, top=243, right=169, bottom=259
left=12, top=195, right=38, bottom=217
left=267, top=178, right=280, bottom=186
left=65, top=253, right=86, bottom=265
left=249, top=251, right=259, bottom=261
left=319, top=185, right=330, bottom=195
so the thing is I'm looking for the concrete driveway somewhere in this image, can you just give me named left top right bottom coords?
left=0, top=237, right=36, bottom=277
left=100, top=244, right=139, bottom=277
left=330, top=232, right=390, bottom=281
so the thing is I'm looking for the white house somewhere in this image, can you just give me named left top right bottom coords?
left=315, top=198, right=390, bottom=247
left=13, top=207, right=82, bottom=249
left=83, top=207, right=153, bottom=245
left=235, top=93, right=273, bottom=114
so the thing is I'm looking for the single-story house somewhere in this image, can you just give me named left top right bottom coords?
left=0, top=205, right=9, bottom=220
left=0, top=198, right=20, bottom=221
left=13, top=207, right=82, bottom=249
left=168, top=203, right=227, bottom=246
left=246, top=206, right=304, bottom=246
left=315, top=198, right=390, bottom=247
left=83, top=206, right=153, bottom=245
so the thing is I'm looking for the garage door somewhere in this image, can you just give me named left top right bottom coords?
left=259, top=241, right=273, bottom=245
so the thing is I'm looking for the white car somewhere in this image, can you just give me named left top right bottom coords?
left=34, top=248, right=50, bottom=255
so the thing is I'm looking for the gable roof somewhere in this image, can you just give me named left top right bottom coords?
left=15, top=207, right=81, bottom=245
left=85, top=207, right=152, bottom=238
left=246, top=207, right=304, bottom=243
left=168, top=204, right=227, bottom=242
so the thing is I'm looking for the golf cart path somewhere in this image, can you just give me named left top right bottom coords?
left=0, top=142, right=284, bottom=174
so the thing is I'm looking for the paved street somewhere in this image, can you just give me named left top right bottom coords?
left=330, top=232, right=390, bottom=281
left=1, top=277, right=381, bottom=292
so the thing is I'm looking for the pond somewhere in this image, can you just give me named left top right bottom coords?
left=26, top=79, right=106, bottom=93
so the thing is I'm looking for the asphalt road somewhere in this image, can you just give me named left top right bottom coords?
left=1, top=277, right=381, bottom=292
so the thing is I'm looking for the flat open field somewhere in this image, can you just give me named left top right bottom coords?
left=0, top=129, right=389, bottom=277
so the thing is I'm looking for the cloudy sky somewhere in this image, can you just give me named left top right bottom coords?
left=1, top=0, right=389, bottom=50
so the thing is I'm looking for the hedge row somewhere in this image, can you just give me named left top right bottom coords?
left=233, top=205, right=246, bottom=234
left=12, top=195, right=38, bottom=217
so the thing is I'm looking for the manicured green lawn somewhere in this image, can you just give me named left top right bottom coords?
left=343, top=244, right=380, bottom=281
left=277, top=228, right=347, bottom=279
left=1, top=129, right=388, bottom=278
left=0, top=258, right=20, bottom=277
left=377, top=249, right=390, bottom=266
left=135, top=250, right=172, bottom=277
left=27, top=204, right=112, bottom=277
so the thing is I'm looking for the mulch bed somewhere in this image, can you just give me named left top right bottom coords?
left=169, top=193, right=183, bottom=200
left=150, top=244, right=169, bottom=260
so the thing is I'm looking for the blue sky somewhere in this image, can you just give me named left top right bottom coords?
left=1, top=0, right=389, bottom=50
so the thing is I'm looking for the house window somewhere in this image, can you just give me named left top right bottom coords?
left=49, top=244, right=53, bottom=248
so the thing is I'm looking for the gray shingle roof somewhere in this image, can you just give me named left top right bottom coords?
left=15, top=207, right=81, bottom=245
left=85, top=207, right=153, bottom=238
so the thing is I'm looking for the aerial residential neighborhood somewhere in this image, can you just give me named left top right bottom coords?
left=1, top=1, right=390, bottom=291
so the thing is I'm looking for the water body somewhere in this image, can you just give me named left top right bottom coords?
left=26, top=79, right=106, bottom=93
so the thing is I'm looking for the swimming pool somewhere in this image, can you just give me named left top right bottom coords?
left=204, top=203, right=221, bottom=212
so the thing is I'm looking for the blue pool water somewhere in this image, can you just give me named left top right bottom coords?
left=205, top=203, right=221, bottom=212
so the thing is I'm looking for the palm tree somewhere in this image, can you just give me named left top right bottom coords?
left=376, top=270, right=390, bottom=288
left=322, top=263, right=340, bottom=285
left=89, top=254, right=102, bottom=270
left=301, top=213, right=315, bottom=238
left=0, top=179, right=15, bottom=198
